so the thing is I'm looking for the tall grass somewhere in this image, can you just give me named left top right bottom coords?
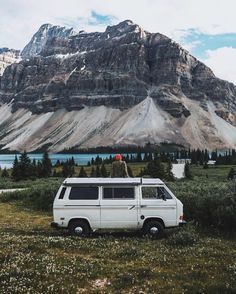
left=169, top=180, right=236, bottom=231
left=0, top=182, right=60, bottom=211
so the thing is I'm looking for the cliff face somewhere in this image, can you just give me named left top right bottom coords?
left=0, top=20, right=236, bottom=151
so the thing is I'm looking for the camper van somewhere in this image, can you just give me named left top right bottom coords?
left=51, top=178, right=186, bottom=237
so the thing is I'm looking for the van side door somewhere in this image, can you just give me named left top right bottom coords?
left=100, top=186, right=138, bottom=229
left=66, top=185, right=101, bottom=230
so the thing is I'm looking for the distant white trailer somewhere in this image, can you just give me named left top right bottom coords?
left=207, top=160, right=216, bottom=165
left=172, top=164, right=185, bottom=179
left=51, top=177, right=186, bottom=238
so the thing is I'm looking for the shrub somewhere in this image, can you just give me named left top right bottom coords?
left=168, top=225, right=199, bottom=247
left=169, top=181, right=236, bottom=231
left=0, top=183, right=60, bottom=211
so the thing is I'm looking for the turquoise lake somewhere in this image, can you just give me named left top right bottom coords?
left=0, top=153, right=125, bottom=169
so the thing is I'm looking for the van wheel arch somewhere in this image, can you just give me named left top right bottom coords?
left=143, top=218, right=165, bottom=228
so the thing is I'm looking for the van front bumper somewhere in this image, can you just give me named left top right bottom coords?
left=179, top=220, right=187, bottom=227
left=51, top=221, right=59, bottom=228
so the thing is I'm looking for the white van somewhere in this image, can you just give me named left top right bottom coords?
left=51, top=178, right=186, bottom=238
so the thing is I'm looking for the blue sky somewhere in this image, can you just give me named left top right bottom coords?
left=180, top=30, right=236, bottom=59
left=0, top=0, right=236, bottom=84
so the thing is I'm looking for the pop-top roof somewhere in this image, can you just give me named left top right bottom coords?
left=63, top=177, right=164, bottom=186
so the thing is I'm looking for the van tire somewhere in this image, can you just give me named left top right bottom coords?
left=143, top=221, right=164, bottom=239
left=68, top=220, right=91, bottom=237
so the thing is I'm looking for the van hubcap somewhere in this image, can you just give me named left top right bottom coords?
left=150, top=227, right=159, bottom=235
left=74, top=226, right=83, bottom=235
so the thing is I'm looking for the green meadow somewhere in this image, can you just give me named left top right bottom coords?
left=0, top=164, right=235, bottom=293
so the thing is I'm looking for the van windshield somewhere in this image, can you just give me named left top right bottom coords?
left=142, top=186, right=172, bottom=199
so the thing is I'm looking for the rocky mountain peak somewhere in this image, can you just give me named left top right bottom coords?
left=105, top=19, right=140, bottom=34
left=21, top=23, right=76, bottom=58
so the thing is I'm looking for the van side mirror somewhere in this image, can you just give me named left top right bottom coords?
left=161, top=192, right=167, bottom=201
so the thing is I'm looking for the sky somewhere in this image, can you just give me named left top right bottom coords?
left=0, top=0, right=236, bottom=84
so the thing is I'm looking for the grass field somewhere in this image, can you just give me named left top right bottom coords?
left=0, top=165, right=236, bottom=293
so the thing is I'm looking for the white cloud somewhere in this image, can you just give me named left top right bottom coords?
left=1, top=0, right=236, bottom=49
left=181, top=40, right=202, bottom=52
left=203, top=47, right=236, bottom=85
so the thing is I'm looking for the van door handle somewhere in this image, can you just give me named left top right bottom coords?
left=129, top=205, right=135, bottom=210
left=140, top=205, right=147, bottom=208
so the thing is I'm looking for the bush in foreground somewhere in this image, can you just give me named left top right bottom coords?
left=170, top=181, right=236, bottom=231
left=168, top=224, right=199, bottom=247
left=0, top=183, right=60, bottom=211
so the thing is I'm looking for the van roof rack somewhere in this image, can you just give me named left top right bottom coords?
left=63, top=177, right=164, bottom=186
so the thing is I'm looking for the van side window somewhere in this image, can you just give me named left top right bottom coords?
left=160, top=187, right=172, bottom=199
left=58, top=187, right=66, bottom=199
left=142, top=187, right=172, bottom=199
left=69, top=187, right=98, bottom=200
left=103, top=187, right=135, bottom=199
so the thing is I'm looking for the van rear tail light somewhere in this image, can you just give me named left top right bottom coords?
left=179, top=215, right=184, bottom=221
left=60, top=217, right=65, bottom=220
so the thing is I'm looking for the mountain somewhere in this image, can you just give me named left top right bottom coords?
left=0, top=48, right=20, bottom=76
left=0, top=20, right=236, bottom=152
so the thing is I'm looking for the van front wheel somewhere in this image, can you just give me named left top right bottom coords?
left=143, top=221, right=164, bottom=239
left=69, top=220, right=91, bottom=237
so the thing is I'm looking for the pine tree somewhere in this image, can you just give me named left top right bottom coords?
left=90, top=167, right=96, bottom=177
left=227, top=168, right=235, bottom=180
left=37, top=161, right=43, bottom=177
left=101, top=164, right=108, bottom=177
left=42, top=151, right=52, bottom=177
left=12, top=156, right=20, bottom=181
left=96, top=165, right=101, bottom=177
left=166, top=159, right=174, bottom=181
left=136, top=151, right=142, bottom=162
left=148, top=152, right=153, bottom=162
left=62, top=163, right=70, bottom=177
left=147, top=158, right=166, bottom=179
left=79, top=166, right=88, bottom=177
left=71, top=156, right=75, bottom=166
left=1, top=168, right=9, bottom=178
left=143, top=152, right=148, bottom=162
left=184, top=162, right=193, bottom=180
left=18, top=151, right=31, bottom=180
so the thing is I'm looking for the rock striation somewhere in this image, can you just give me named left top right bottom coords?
left=0, top=20, right=235, bottom=151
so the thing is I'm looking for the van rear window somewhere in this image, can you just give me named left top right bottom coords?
left=69, top=187, right=98, bottom=200
left=103, top=187, right=134, bottom=199
left=58, top=187, right=66, bottom=199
